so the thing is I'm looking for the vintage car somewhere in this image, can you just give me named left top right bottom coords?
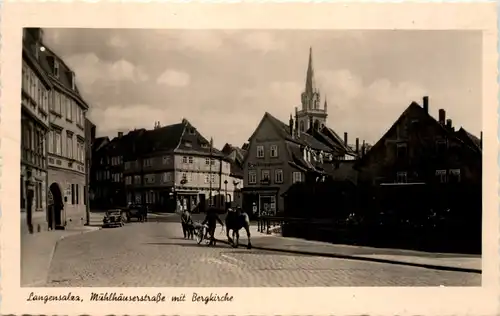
left=125, top=204, right=148, bottom=222
left=102, top=210, right=125, bottom=228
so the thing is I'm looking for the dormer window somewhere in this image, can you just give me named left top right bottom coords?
left=184, top=141, right=192, bottom=148
left=54, top=61, right=60, bottom=78
left=69, top=71, right=76, bottom=90
left=189, top=128, right=195, bottom=135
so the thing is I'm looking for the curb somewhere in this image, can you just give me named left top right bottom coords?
left=42, top=227, right=102, bottom=286
left=215, top=239, right=481, bottom=274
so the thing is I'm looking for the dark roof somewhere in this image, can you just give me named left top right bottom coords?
left=93, top=137, right=109, bottom=152
left=22, top=46, right=53, bottom=89
left=355, top=101, right=481, bottom=169
left=37, top=36, right=89, bottom=109
left=263, top=112, right=332, bottom=152
left=455, top=127, right=482, bottom=152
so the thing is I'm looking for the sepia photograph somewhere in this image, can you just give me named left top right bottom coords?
left=20, top=27, right=482, bottom=287
left=1, top=2, right=498, bottom=315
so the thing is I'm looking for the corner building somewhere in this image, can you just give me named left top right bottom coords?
left=35, top=28, right=90, bottom=229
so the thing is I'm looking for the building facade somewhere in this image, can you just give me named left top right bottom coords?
left=33, top=28, right=90, bottom=229
left=221, top=143, right=246, bottom=207
left=242, top=48, right=362, bottom=216
left=354, top=96, right=482, bottom=186
left=122, top=119, right=234, bottom=212
left=89, top=136, right=112, bottom=209
left=21, top=29, right=53, bottom=234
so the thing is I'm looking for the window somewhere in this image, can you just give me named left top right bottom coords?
left=205, top=174, right=210, bottom=183
left=396, top=143, right=408, bottom=159
left=54, top=61, right=60, bottom=77
left=261, top=170, right=270, bottom=183
left=396, top=172, right=408, bottom=183
left=211, top=174, right=216, bottom=183
left=188, top=156, right=193, bottom=164
left=270, top=145, right=278, bottom=158
left=256, top=145, right=264, bottom=158
left=145, top=174, right=155, bottom=184
left=54, top=131, right=62, bottom=156
left=143, top=159, right=152, bottom=167
left=205, top=158, right=210, bottom=165
left=66, top=134, right=73, bottom=159
left=275, top=169, right=284, bottom=183
left=436, top=140, right=447, bottom=156
left=125, top=176, right=132, bottom=185
left=436, top=170, right=447, bottom=183
left=182, top=173, right=187, bottom=182
left=71, top=184, right=76, bottom=204
left=76, top=184, right=79, bottom=204
left=449, top=169, right=461, bottom=183
left=162, top=172, right=172, bottom=183
left=124, top=161, right=131, bottom=170
left=248, top=170, right=257, bottom=184
left=48, top=131, right=54, bottom=153
left=182, top=156, right=188, bottom=164
left=184, top=141, right=192, bottom=148
left=65, top=97, right=72, bottom=121
left=292, top=171, right=302, bottom=183
left=134, top=175, right=141, bottom=184
left=162, top=156, right=171, bottom=165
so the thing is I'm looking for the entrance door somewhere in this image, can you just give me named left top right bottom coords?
left=259, top=195, right=276, bottom=216
left=50, top=183, right=64, bottom=228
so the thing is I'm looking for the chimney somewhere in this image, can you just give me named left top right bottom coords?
left=344, top=132, right=348, bottom=145
left=423, top=96, right=429, bottom=113
left=362, top=140, right=366, bottom=156
left=355, top=138, right=360, bottom=154
left=294, top=108, right=299, bottom=137
left=446, top=119, right=452, bottom=129
left=289, top=114, right=294, bottom=136
left=438, top=109, right=446, bottom=125
left=118, top=132, right=123, bottom=138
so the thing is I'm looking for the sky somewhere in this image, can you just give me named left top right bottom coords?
left=42, top=29, right=482, bottom=149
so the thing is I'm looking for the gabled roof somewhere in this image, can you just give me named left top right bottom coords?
left=22, top=46, right=53, bottom=89
left=93, top=137, right=110, bottom=152
left=455, top=127, right=482, bottom=152
left=355, top=101, right=481, bottom=169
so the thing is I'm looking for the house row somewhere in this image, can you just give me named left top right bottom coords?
left=21, top=28, right=93, bottom=235
left=90, top=120, right=245, bottom=213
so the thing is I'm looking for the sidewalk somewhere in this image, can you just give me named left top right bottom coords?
left=219, top=225, right=481, bottom=274
left=21, top=226, right=101, bottom=287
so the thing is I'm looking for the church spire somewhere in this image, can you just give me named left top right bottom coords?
left=304, top=46, right=316, bottom=95
left=324, top=97, right=328, bottom=112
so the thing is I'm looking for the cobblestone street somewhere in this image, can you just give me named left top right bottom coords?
left=45, top=221, right=480, bottom=287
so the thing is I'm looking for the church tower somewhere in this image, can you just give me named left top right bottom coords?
left=296, top=47, right=328, bottom=133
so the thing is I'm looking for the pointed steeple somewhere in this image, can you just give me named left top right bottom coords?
left=304, top=46, right=316, bottom=95
left=324, top=97, right=328, bottom=112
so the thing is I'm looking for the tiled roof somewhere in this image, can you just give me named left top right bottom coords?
left=93, top=137, right=110, bottom=152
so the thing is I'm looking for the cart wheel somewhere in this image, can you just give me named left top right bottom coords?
left=196, top=228, right=204, bottom=244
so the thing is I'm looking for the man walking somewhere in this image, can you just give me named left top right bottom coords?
left=202, top=208, right=224, bottom=246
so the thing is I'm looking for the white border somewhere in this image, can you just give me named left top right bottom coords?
left=1, top=2, right=498, bottom=315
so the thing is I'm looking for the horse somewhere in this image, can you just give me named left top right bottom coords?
left=225, top=208, right=252, bottom=249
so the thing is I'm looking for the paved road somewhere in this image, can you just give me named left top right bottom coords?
left=45, top=221, right=480, bottom=287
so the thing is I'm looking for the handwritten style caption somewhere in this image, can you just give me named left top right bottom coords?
left=27, top=291, right=234, bottom=305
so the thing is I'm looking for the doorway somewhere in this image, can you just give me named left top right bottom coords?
left=49, top=182, right=64, bottom=228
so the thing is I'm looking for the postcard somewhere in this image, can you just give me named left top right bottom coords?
left=1, top=1, right=498, bottom=315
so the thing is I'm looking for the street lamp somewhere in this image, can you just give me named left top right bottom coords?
left=224, top=180, right=228, bottom=210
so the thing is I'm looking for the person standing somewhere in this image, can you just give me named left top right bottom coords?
left=202, top=208, right=224, bottom=246
left=181, top=208, right=192, bottom=239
